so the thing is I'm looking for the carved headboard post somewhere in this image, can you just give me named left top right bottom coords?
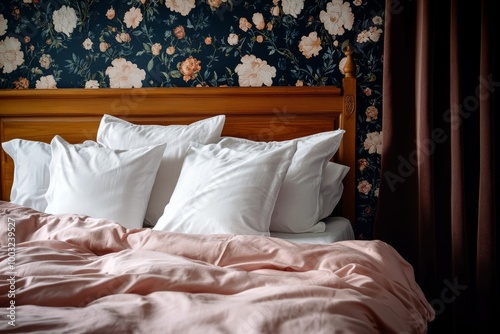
left=339, top=45, right=357, bottom=225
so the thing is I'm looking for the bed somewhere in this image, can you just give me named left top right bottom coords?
left=0, top=51, right=436, bottom=333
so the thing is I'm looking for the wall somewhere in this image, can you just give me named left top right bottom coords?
left=0, top=0, right=384, bottom=239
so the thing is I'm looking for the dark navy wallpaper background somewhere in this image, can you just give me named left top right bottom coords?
left=0, top=0, right=384, bottom=239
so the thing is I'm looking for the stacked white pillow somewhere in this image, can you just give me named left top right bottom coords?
left=44, top=136, right=166, bottom=229
left=96, top=114, right=225, bottom=226
left=1, top=138, right=98, bottom=212
left=153, top=141, right=297, bottom=236
left=217, top=129, right=345, bottom=233
left=319, top=162, right=350, bottom=220
left=2, top=136, right=167, bottom=229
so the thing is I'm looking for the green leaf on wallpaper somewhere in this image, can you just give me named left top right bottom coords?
left=170, top=70, right=182, bottom=79
left=365, top=73, right=376, bottom=82
left=148, top=59, right=155, bottom=72
left=341, top=40, right=351, bottom=52
left=143, top=43, right=151, bottom=52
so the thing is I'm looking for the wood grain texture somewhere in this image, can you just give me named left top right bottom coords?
left=0, top=83, right=357, bottom=224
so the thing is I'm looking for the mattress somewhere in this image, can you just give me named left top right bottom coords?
left=270, top=216, right=354, bottom=244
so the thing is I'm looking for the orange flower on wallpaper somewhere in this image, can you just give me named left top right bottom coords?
left=174, top=26, right=185, bottom=39
left=13, top=77, right=29, bottom=89
left=239, top=17, right=252, bottom=32
left=106, top=7, right=115, bottom=20
left=179, top=56, right=201, bottom=82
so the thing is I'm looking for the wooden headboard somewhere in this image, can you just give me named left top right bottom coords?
left=0, top=56, right=357, bottom=224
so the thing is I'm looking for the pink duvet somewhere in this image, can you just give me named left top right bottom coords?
left=0, top=202, right=435, bottom=333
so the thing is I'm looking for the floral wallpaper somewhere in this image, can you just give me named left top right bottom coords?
left=0, top=0, right=384, bottom=239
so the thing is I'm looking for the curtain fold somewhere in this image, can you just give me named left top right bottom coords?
left=375, top=0, right=498, bottom=332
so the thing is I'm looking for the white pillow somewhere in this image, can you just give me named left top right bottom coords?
left=44, top=135, right=166, bottom=229
left=217, top=129, right=345, bottom=233
left=1, top=138, right=98, bottom=212
left=153, top=141, right=297, bottom=236
left=318, top=162, right=350, bottom=220
left=97, top=114, right=225, bottom=227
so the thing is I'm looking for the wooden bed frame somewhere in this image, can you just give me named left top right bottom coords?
left=0, top=54, right=357, bottom=224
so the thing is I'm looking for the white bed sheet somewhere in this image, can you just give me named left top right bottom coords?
left=270, top=216, right=354, bottom=244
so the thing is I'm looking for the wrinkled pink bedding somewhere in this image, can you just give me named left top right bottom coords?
left=0, top=202, right=435, bottom=333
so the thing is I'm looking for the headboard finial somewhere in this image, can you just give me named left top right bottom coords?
left=343, top=45, right=355, bottom=78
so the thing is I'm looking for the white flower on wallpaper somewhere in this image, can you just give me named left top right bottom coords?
left=85, top=80, right=99, bottom=89
left=235, top=54, right=276, bottom=87
left=83, top=38, right=93, bottom=50
left=227, top=33, right=239, bottom=46
left=0, top=36, right=24, bottom=74
left=282, top=0, right=305, bottom=18
left=356, top=30, right=369, bottom=43
left=252, top=13, right=265, bottom=30
left=368, top=26, right=383, bottom=42
left=39, top=54, right=52, bottom=69
left=363, top=131, right=383, bottom=154
left=35, top=75, right=57, bottom=89
left=124, top=7, right=143, bottom=29
left=165, top=0, right=196, bottom=16
left=53, top=5, right=78, bottom=37
left=105, top=58, right=146, bottom=88
left=320, top=0, right=354, bottom=36
left=373, top=15, right=383, bottom=25
left=0, top=14, right=7, bottom=36
left=357, top=26, right=383, bottom=43
left=299, top=31, right=322, bottom=59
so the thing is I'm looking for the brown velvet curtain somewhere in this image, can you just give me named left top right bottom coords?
left=375, top=0, right=498, bottom=332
